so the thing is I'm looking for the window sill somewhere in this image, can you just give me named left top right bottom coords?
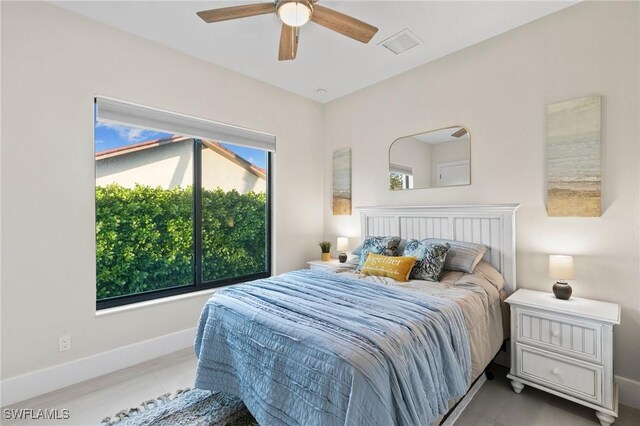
left=95, top=285, right=234, bottom=318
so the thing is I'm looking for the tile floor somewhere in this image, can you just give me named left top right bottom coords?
left=2, top=350, right=638, bottom=426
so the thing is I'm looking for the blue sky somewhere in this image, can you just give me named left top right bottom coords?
left=95, top=121, right=266, bottom=169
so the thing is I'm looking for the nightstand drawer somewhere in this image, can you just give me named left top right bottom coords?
left=516, top=308, right=602, bottom=363
left=516, top=344, right=602, bottom=405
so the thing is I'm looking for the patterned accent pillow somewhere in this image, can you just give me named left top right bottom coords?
left=356, top=236, right=402, bottom=272
left=352, top=238, right=407, bottom=256
left=403, top=240, right=450, bottom=281
left=360, top=253, right=417, bottom=282
left=425, top=239, right=487, bottom=273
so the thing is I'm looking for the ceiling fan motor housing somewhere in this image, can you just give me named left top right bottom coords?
left=276, top=0, right=314, bottom=27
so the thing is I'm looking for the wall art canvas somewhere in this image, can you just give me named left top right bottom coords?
left=547, top=95, right=601, bottom=217
left=332, top=148, right=352, bottom=215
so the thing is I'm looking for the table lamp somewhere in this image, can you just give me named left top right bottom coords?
left=337, top=237, right=349, bottom=263
left=549, top=255, right=574, bottom=300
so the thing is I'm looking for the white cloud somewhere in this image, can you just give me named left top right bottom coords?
left=96, top=121, right=160, bottom=143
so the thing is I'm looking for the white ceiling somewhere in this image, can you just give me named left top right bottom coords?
left=52, top=1, right=578, bottom=103
left=412, top=127, right=468, bottom=145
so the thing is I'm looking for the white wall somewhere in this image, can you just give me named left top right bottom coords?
left=323, top=0, right=640, bottom=384
left=1, top=1, right=323, bottom=380
left=2, top=0, right=639, bottom=405
left=431, top=138, right=470, bottom=185
left=390, top=136, right=433, bottom=187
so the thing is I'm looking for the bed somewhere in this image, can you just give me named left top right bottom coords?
left=194, top=204, right=520, bottom=425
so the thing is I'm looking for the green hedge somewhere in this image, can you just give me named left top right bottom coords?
left=96, top=184, right=266, bottom=300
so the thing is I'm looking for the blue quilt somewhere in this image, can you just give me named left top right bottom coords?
left=194, top=269, right=471, bottom=426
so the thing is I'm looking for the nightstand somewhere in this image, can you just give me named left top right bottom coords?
left=506, top=289, right=620, bottom=426
left=306, top=259, right=343, bottom=271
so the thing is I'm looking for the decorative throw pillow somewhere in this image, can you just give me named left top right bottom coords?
left=425, top=239, right=488, bottom=273
left=360, top=253, right=417, bottom=282
left=356, top=236, right=402, bottom=272
left=403, top=240, right=450, bottom=281
left=352, top=238, right=407, bottom=256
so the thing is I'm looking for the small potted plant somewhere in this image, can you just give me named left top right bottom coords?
left=319, top=241, right=331, bottom=261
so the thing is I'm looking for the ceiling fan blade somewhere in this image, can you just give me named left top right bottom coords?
left=197, top=3, right=274, bottom=23
left=278, top=24, right=299, bottom=61
left=310, top=5, right=378, bottom=44
left=451, top=128, right=468, bottom=138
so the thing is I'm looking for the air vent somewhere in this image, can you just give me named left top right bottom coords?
left=379, top=29, right=422, bottom=55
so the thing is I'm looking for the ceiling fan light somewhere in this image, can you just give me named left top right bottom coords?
left=277, top=1, right=312, bottom=27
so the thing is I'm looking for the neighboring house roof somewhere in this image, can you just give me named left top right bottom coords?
left=201, top=140, right=266, bottom=180
left=95, top=135, right=266, bottom=179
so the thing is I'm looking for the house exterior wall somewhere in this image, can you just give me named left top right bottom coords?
left=96, top=140, right=266, bottom=193
left=201, top=146, right=266, bottom=194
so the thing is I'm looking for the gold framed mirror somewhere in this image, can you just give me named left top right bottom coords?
left=389, top=126, right=470, bottom=190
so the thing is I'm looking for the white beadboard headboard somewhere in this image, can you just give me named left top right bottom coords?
left=357, top=204, right=520, bottom=294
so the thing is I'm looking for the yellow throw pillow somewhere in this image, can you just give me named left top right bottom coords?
left=360, top=253, right=417, bottom=282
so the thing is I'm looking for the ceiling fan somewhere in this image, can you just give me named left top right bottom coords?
left=196, top=0, right=379, bottom=61
left=451, top=128, right=468, bottom=138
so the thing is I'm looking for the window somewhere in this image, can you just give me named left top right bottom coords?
left=389, top=162, right=414, bottom=190
left=94, top=98, right=273, bottom=309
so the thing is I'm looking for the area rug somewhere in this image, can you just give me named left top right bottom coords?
left=99, top=377, right=488, bottom=425
left=99, top=388, right=257, bottom=426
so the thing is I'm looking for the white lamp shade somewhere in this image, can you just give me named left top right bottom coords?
left=337, top=237, right=349, bottom=252
left=277, top=1, right=312, bottom=27
left=549, top=255, right=575, bottom=280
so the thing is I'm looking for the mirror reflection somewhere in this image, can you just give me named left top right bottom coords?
left=389, top=126, right=470, bottom=190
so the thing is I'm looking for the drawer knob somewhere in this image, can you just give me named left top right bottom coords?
left=552, top=329, right=560, bottom=337
left=552, top=368, right=560, bottom=375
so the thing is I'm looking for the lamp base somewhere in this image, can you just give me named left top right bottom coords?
left=552, top=281, right=572, bottom=300
left=338, top=252, right=347, bottom=263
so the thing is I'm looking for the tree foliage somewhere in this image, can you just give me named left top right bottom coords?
left=96, top=184, right=266, bottom=300
left=389, top=173, right=404, bottom=190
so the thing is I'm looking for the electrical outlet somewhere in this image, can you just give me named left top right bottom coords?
left=59, top=335, right=71, bottom=352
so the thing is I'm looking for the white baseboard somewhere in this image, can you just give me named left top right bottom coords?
left=0, top=327, right=196, bottom=407
left=616, top=375, right=640, bottom=409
